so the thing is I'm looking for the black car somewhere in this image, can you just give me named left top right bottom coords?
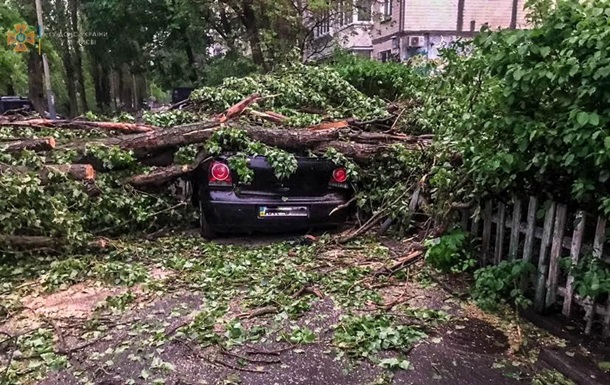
left=0, top=96, right=33, bottom=114
left=192, top=155, right=352, bottom=239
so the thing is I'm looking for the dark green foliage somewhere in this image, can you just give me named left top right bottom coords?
left=427, top=0, right=610, bottom=215
left=424, top=229, right=476, bottom=273
left=200, top=52, right=260, bottom=86
left=331, top=52, right=430, bottom=101
left=143, top=110, right=201, bottom=128
left=206, top=127, right=298, bottom=182
left=190, top=62, right=389, bottom=127
left=472, top=260, right=535, bottom=311
left=564, top=255, right=610, bottom=300
left=0, top=144, right=189, bottom=253
left=356, top=145, right=432, bottom=233
left=333, top=314, right=426, bottom=360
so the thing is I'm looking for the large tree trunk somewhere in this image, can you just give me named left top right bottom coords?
left=27, top=52, right=46, bottom=116
left=237, top=0, right=267, bottom=70
left=5, top=137, right=56, bottom=153
left=53, top=0, right=78, bottom=117
left=70, top=0, right=88, bottom=112
left=510, top=0, right=519, bottom=29
left=0, top=164, right=96, bottom=183
left=63, top=49, right=78, bottom=117
left=90, top=55, right=112, bottom=114
left=7, top=81, right=15, bottom=96
left=0, top=118, right=155, bottom=133
left=62, top=121, right=429, bottom=163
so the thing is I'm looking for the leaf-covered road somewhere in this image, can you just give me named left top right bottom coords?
left=1, top=234, right=563, bottom=384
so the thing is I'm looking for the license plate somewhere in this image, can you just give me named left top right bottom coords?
left=258, top=206, right=308, bottom=218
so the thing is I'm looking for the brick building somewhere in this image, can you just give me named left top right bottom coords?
left=371, top=0, right=528, bottom=61
left=305, top=0, right=375, bottom=61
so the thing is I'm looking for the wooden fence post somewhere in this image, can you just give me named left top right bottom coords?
left=546, top=203, right=568, bottom=309
left=592, top=217, right=610, bottom=338
left=562, top=211, right=586, bottom=317
left=534, top=201, right=555, bottom=312
left=481, top=200, right=493, bottom=265
left=508, top=196, right=522, bottom=260
left=494, top=202, right=506, bottom=264
left=522, top=197, right=537, bottom=263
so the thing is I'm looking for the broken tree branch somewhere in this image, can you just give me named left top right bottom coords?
left=373, top=250, right=424, bottom=277
left=3, top=137, right=56, bottom=153
left=0, top=164, right=96, bottom=184
left=0, top=119, right=156, bottom=133
left=0, top=235, right=108, bottom=250
left=237, top=306, right=278, bottom=319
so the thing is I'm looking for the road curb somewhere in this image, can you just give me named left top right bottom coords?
left=538, top=347, right=607, bottom=385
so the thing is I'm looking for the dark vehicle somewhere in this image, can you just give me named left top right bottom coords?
left=192, top=156, right=352, bottom=239
left=171, top=87, right=194, bottom=104
left=0, top=96, right=33, bottom=114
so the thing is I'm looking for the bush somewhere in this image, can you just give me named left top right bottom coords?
left=471, top=260, right=535, bottom=311
left=424, top=229, right=476, bottom=273
left=200, top=52, right=260, bottom=87
left=427, top=0, right=610, bottom=215
left=331, top=52, right=431, bottom=101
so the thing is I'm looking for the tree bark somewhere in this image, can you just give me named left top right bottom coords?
left=125, top=165, right=193, bottom=187
left=0, top=235, right=108, bottom=250
left=27, top=51, right=46, bottom=116
left=510, top=0, right=519, bottom=29
left=62, top=121, right=429, bottom=162
left=1, top=118, right=156, bottom=133
left=0, top=164, right=96, bottom=183
left=4, top=137, right=56, bottom=153
left=52, top=0, right=78, bottom=117
left=91, top=60, right=111, bottom=113
left=70, top=0, right=88, bottom=112
left=235, top=0, right=267, bottom=70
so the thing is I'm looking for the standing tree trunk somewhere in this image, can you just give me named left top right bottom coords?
left=27, top=52, right=46, bottom=116
left=70, top=0, right=88, bottom=113
left=232, top=0, right=267, bottom=71
left=510, top=0, right=519, bottom=29
left=7, top=81, right=15, bottom=96
left=52, top=0, right=78, bottom=117
left=91, top=59, right=111, bottom=113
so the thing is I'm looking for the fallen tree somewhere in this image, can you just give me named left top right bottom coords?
left=0, top=118, right=156, bottom=133
left=3, top=137, right=56, bottom=153
left=0, top=63, right=434, bottom=253
left=59, top=120, right=429, bottom=159
left=0, top=235, right=108, bottom=250
left=0, top=164, right=95, bottom=184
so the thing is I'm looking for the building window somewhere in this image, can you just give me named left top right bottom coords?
left=356, top=0, right=371, bottom=21
left=315, top=10, right=331, bottom=37
left=337, top=0, right=354, bottom=27
left=379, top=50, right=391, bottom=62
left=383, top=0, right=392, bottom=17
left=344, top=0, right=354, bottom=25
left=391, top=36, right=399, bottom=50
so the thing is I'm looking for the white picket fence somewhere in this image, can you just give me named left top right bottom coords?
left=461, top=196, right=610, bottom=338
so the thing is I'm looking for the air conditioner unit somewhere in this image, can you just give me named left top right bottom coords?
left=409, top=36, right=425, bottom=47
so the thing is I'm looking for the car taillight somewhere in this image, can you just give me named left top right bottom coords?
left=330, top=167, right=348, bottom=188
left=209, top=162, right=232, bottom=186
left=332, top=168, right=348, bottom=183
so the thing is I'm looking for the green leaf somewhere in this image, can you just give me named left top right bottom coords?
left=577, top=111, right=589, bottom=126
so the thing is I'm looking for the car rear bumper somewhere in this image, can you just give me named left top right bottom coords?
left=201, top=190, right=350, bottom=232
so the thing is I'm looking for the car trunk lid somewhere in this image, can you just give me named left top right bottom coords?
left=232, top=156, right=336, bottom=197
